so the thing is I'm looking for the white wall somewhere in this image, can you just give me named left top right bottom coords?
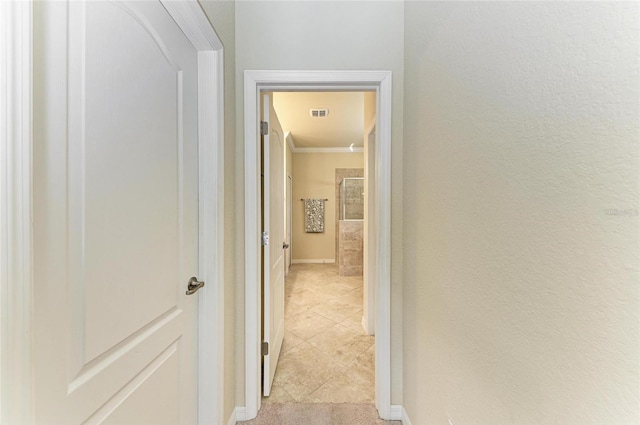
left=403, top=2, right=639, bottom=424
left=235, top=0, right=404, bottom=405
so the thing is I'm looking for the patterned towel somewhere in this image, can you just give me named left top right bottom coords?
left=304, top=199, right=325, bottom=233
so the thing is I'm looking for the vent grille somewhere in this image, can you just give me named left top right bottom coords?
left=310, top=108, right=329, bottom=118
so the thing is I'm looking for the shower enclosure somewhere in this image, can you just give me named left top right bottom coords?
left=339, top=177, right=364, bottom=220
left=338, top=177, right=364, bottom=276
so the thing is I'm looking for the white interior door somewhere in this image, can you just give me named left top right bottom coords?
left=262, top=93, right=285, bottom=396
left=286, top=175, right=293, bottom=274
left=33, top=1, right=200, bottom=423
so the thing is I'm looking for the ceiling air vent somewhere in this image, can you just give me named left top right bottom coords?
left=310, top=108, right=329, bottom=118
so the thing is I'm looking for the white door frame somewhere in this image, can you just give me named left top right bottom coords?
left=363, top=118, right=377, bottom=336
left=0, top=2, right=34, bottom=423
left=0, top=2, right=226, bottom=424
left=286, top=174, right=292, bottom=275
left=243, top=70, right=393, bottom=420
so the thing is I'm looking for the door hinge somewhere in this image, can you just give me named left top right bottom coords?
left=262, top=231, right=270, bottom=246
left=261, top=341, right=269, bottom=356
left=260, top=121, right=269, bottom=136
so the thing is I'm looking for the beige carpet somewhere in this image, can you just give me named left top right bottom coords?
left=238, top=403, right=402, bottom=425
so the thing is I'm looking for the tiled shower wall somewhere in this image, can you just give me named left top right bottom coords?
left=339, top=220, right=364, bottom=276
left=335, top=168, right=364, bottom=266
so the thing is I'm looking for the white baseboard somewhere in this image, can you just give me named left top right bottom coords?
left=389, top=405, right=403, bottom=421
left=291, top=259, right=335, bottom=264
left=361, top=315, right=374, bottom=336
left=234, top=406, right=247, bottom=423
left=401, top=406, right=413, bottom=425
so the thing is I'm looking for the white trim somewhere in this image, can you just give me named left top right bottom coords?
left=243, top=70, right=262, bottom=420
left=234, top=406, right=248, bottom=422
left=0, top=2, right=33, bottom=424
left=389, top=405, right=403, bottom=421
left=243, top=70, right=393, bottom=420
left=284, top=131, right=295, bottom=153
left=194, top=50, right=225, bottom=425
left=374, top=71, right=392, bottom=420
left=284, top=131, right=363, bottom=153
left=293, top=147, right=363, bottom=154
left=160, top=0, right=223, bottom=51
left=401, top=406, right=413, bottom=425
left=363, top=117, right=376, bottom=336
left=160, top=3, right=226, bottom=424
left=361, top=315, right=368, bottom=334
left=291, top=259, right=335, bottom=264
left=158, top=0, right=227, bottom=420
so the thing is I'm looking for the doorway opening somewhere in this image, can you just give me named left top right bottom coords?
left=261, top=91, right=373, bottom=403
left=243, top=71, right=393, bottom=421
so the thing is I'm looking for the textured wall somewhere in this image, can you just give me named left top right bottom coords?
left=403, top=2, right=639, bottom=424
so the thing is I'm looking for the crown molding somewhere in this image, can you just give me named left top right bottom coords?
left=284, top=131, right=295, bottom=153
left=284, top=131, right=363, bottom=153
left=293, top=146, right=363, bottom=153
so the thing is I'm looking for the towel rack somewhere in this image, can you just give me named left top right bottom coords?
left=300, top=198, right=328, bottom=201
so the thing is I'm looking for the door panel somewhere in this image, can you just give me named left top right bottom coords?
left=34, top=1, right=199, bottom=423
left=262, top=94, right=285, bottom=396
left=83, top=343, right=180, bottom=425
left=79, top=0, right=181, bottom=362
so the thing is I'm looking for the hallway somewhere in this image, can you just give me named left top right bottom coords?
left=264, top=264, right=375, bottom=403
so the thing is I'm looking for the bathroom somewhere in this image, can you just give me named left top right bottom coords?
left=260, top=91, right=375, bottom=404
left=273, top=90, right=373, bottom=272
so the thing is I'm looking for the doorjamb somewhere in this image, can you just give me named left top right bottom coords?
left=363, top=117, right=377, bottom=336
left=0, top=2, right=226, bottom=424
left=243, top=70, right=393, bottom=420
left=0, top=2, right=33, bottom=423
left=286, top=174, right=292, bottom=276
left=151, top=2, right=226, bottom=424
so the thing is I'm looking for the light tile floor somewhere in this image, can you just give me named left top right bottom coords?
left=263, top=264, right=375, bottom=403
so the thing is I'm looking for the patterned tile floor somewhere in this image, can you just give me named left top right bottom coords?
left=263, top=264, right=374, bottom=403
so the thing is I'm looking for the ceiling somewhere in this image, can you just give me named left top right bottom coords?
left=272, top=92, right=365, bottom=149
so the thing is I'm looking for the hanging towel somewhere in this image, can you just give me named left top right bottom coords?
left=304, top=199, right=325, bottom=233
